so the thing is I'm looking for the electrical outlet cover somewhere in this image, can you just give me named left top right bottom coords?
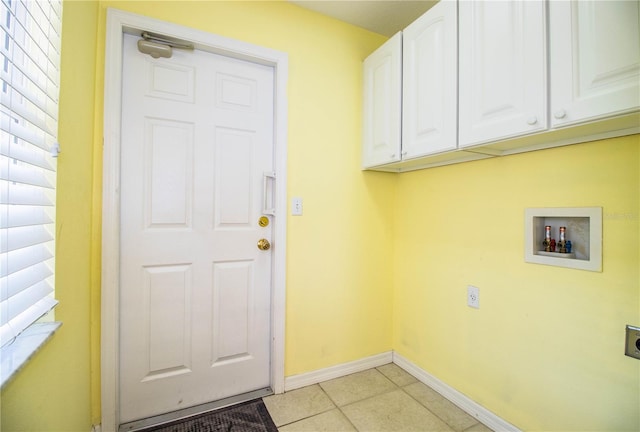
left=467, top=285, right=479, bottom=309
left=625, top=325, right=640, bottom=360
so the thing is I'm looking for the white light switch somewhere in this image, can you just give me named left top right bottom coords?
left=292, top=197, right=303, bottom=216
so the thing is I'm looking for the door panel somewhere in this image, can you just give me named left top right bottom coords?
left=146, top=119, right=193, bottom=227
left=361, top=32, right=402, bottom=168
left=402, top=0, right=457, bottom=157
left=550, top=0, right=640, bottom=126
left=212, top=260, right=253, bottom=363
left=459, top=0, right=547, bottom=147
left=143, top=264, right=192, bottom=380
left=119, top=33, right=274, bottom=423
left=147, top=62, right=195, bottom=103
left=215, top=129, right=254, bottom=226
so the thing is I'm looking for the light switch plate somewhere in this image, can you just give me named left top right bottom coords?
left=625, top=325, right=640, bottom=360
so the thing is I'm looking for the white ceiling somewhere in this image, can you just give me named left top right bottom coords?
left=289, top=1, right=437, bottom=37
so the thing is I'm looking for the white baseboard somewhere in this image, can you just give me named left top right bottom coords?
left=282, top=351, right=519, bottom=431
left=284, top=351, right=393, bottom=391
left=393, top=352, right=521, bottom=432
left=100, top=350, right=516, bottom=431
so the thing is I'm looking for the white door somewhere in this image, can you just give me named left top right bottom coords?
left=458, top=0, right=547, bottom=147
left=362, top=32, right=402, bottom=168
left=402, top=0, right=457, bottom=158
left=549, top=0, right=640, bottom=127
left=119, top=33, right=274, bottom=423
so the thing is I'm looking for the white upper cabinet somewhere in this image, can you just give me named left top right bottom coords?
left=362, top=0, right=639, bottom=172
left=362, top=32, right=402, bottom=168
left=458, top=0, right=547, bottom=147
left=549, top=1, right=640, bottom=127
left=402, top=0, right=457, bottom=158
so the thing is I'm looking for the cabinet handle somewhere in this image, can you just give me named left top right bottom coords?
left=401, top=151, right=408, bottom=156
left=554, top=109, right=566, bottom=119
left=527, top=116, right=538, bottom=125
left=390, top=153, right=396, bottom=158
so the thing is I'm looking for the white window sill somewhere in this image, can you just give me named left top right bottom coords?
left=0, top=322, right=62, bottom=390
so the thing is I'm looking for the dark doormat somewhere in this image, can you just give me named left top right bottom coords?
left=140, top=399, right=278, bottom=432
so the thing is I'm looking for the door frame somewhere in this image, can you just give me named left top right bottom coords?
left=101, top=8, right=288, bottom=431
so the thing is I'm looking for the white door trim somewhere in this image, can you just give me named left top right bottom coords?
left=101, top=8, right=288, bottom=431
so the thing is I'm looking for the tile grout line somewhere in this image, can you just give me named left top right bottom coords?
left=378, top=365, right=484, bottom=432
left=333, top=366, right=459, bottom=432
left=330, top=367, right=400, bottom=408
left=269, top=365, right=489, bottom=432
left=378, top=367, right=457, bottom=430
left=265, top=384, right=338, bottom=429
left=316, top=383, right=361, bottom=432
left=398, top=380, right=479, bottom=432
left=293, top=367, right=403, bottom=431
left=328, top=366, right=407, bottom=431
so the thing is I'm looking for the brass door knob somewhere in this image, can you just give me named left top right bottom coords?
left=257, top=239, right=271, bottom=251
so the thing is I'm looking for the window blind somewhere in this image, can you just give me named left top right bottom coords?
left=0, top=0, right=61, bottom=349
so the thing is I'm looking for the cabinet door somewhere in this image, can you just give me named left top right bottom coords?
left=458, top=0, right=547, bottom=147
left=362, top=32, right=402, bottom=168
left=402, top=0, right=457, bottom=158
left=550, top=1, right=640, bottom=127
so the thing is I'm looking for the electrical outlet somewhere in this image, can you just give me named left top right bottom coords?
left=291, top=197, right=303, bottom=216
left=467, top=285, right=479, bottom=309
left=625, top=325, right=640, bottom=360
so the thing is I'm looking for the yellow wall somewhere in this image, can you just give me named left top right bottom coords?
left=393, top=135, right=640, bottom=431
left=0, top=1, right=98, bottom=431
left=1, top=1, right=392, bottom=430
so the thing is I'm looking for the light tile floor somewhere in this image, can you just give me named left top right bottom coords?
left=263, top=364, right=494, bottom=432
